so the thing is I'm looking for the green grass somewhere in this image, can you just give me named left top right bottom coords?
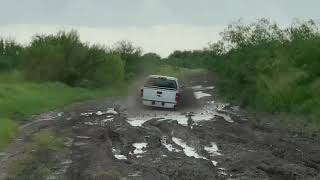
left=0, top=81, right=126, bottom=120
left=0, top=118, right=17, bottom=149
left=0, top=73, right=127, bottom=149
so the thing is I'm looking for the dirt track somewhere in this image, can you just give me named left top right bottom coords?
left=1, top=75, right=320, bottom=180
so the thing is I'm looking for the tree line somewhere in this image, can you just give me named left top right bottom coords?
left=1, top=19, right=319, bottom=121
left=166, top=19, right=320, bottom=121
left=0, top=30, right=162, bottom=87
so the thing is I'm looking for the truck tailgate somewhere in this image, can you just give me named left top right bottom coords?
left=143, top=87, right=177, bottom=103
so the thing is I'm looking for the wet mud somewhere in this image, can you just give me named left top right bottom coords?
left=1, top=75, right=319, bottom=180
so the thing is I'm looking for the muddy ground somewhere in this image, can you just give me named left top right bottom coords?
left=1, top=75, right=320, bottom=180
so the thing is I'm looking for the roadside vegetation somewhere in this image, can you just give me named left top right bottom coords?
left=166, top=19, right=320, bottom=129
left=1, top=19, right=319, bottom=149
left=0, top=71, right=127, bottom=149
left=0, top=31, right=200, bottom=149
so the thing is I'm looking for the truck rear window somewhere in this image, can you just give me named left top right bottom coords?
left=145, top=77, right=177, bottom=89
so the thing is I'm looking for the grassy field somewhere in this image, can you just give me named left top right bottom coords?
left=0, top=73, right=127, bottom=149
left=0, top=81, right=127, bottom=120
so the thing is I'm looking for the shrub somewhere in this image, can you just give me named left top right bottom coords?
left=211, top=19, right=320, bottom=121
left=166, top=19, right=320, bottom=122
left=111, top=40, right=143, bottom=79
left=21, top=31, right=126, bottom=87
left=86, top=54, right=125, bottom=87
left=0, top=38, right=22, bottom=72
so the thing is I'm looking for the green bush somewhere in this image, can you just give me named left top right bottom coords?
left=87, top=54, right=125, bottom=87
left=167, top=19, right=320, bottom=123
left=111, top=40, right=143, bottom=80
left=1, top=32, right=156, bottom=87
left=212, top=20, right=320, bottom=121
left=0, top=38, right=22, bottom=72
left=21, top=31, right=126, bottom=87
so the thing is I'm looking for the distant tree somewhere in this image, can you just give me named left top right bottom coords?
left=111, top=40, right=142, bottom=60
left=111, top=40, right=143, bottom=79
left=22, top=30, right=125, bottom=87
left=0, top=38, right=22, bottom=72
left=142, top=52, right=161, bottom=60
left=207, top=40, right=225, bottom=55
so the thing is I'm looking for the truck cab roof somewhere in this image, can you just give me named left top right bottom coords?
left=148, top=75, right=178, bottom=81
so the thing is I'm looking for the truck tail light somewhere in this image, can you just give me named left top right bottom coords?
left=175, top=93, right=180, bottom=104
left=140, top=89, right=144, bottom=97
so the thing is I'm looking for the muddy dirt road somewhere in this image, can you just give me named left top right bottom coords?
left=1, top=76, right=320, bottom=180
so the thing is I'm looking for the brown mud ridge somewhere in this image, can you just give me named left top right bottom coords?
left=1, top=75, right=320, bottom=180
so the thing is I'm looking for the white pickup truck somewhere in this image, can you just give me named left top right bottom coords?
left=140, top=75, right=180, bottom=109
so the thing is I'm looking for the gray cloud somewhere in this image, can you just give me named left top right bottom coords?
left=0, top=0, right=319, bottom=26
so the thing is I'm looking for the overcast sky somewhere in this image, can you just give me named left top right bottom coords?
left=0, top=0, right=319, bottom=56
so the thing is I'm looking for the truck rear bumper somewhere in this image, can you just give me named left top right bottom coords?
left=142, top=99, right=176, bottom=109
